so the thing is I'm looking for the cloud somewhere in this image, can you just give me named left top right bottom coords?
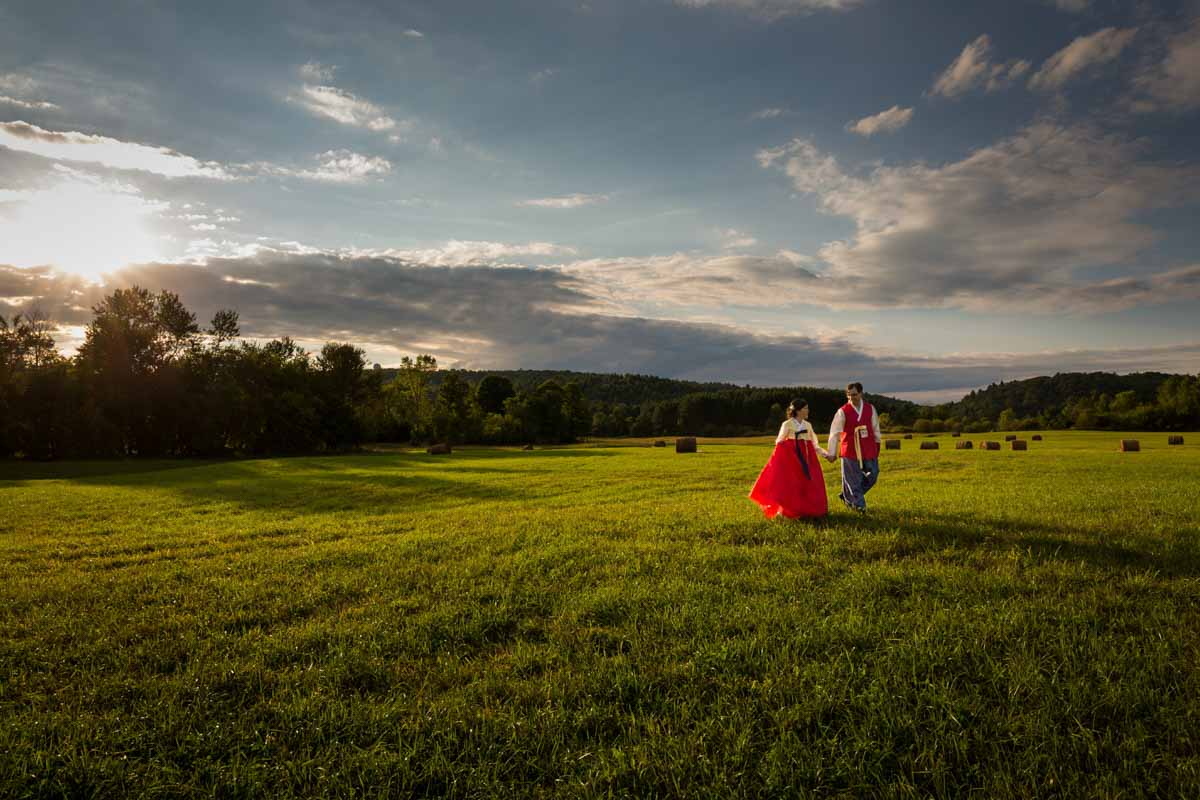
left=846, top=105, right=913, bottom=136
left=257, top=150, right=392, bottom=183
left=751, top=107, right=786, bottom=120
left=298, top=61, right=336, bottom=82
left=403, top=29, right=425, bottom=38
left=673, top=0, right=865, bottom=21
left=556, top=251, right=817, bottom=308
left=1028, top=27, right=1137, bottom=91
left=718, top=228, right=758, bottom=249
left=349, top=240, right=579, bottom=266
left=293, top=83, right=401, bottom=131
left=530, top=68, right=558, bottom=84
left=1130, top=16, right=1200, bottom=112
left=0, top=73, right=39, bottom=95
left=519, top=193, right=609, bottom=208
left=3, top=253, right=1197, bottom=394
left=1049, top=0, right=1090, bottom=10
left=930, top=35, right=1030, bottom=97
left=0, top=121, right=232, bottom=179
left=0, top=96, right=60, bottom=110
left=755, top=123, right=1200, bottom=311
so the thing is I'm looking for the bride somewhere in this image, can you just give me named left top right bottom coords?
left=748, top=398, right=832, bottom=519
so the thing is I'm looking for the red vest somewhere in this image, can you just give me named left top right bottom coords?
left=838, top=402, right=880, bottom=460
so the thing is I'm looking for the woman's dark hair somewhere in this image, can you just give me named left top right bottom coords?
left=786, top=398, right=807, bottom=418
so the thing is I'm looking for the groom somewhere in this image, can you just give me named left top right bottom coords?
left=827, top=382, right=881, bottom=513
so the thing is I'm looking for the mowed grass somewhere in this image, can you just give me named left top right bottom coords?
left=1, top=432, right=1199, bottom=798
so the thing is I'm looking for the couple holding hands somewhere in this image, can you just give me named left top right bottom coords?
left=749, top=382, right=881, bottom=519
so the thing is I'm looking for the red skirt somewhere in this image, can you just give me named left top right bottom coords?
left=749, top=439, right=829, bottom=519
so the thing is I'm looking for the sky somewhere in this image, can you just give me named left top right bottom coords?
left=1, top=0, right=1199, bottom=402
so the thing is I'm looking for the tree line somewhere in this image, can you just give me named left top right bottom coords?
left=5, top=288, right=1196, bottom=460
left=905, top=372, right=1200, bottom=433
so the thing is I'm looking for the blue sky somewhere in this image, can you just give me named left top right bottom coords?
left=1, top=0, right=1198, bottom=401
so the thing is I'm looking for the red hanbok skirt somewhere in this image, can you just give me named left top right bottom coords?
left=749, top=439, right=829, bottom=519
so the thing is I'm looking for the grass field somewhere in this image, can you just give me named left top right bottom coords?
left=2, top=431, right=1199, bottom=798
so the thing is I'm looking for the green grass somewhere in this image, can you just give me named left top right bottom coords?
left=2, top=431, right=1199, bottom=798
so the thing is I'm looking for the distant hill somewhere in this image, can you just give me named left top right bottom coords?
left=942, top=372, right=1177, bottom=420
left=374, top=367, right=922, bottom=430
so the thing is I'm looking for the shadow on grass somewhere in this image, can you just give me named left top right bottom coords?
left=825, top=507, right=1200, bottom=578
left=0, top=458, right=225, bottom=483
left=1, top=446, right=615, bottom=482
left=2, top=449, right=624, bottom=513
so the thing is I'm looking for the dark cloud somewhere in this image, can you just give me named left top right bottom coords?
left=3, top=252, right=1198, bottom=397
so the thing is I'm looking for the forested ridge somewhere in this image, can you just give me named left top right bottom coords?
left=923, top=372, right=1199, bottom=433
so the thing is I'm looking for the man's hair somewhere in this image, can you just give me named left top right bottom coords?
left=846, top=382, right=864, bottom=394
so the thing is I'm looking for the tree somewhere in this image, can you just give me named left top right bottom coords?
left=433, top=372, right=475, bottom=444
left=562, top=382, right=591, bottom=441
left=75, top=287, right=202, bottom=455
left=1110, top=390, right=1138, bottom=414
left=389, top=354, right=437, bottom=441
left=766, top=402, right=784, bottom=431
left=997, top=408, right=1018, bottom=431
left=630, top=407, right=655, bottom=437
left=1157, top=375, right=1200, bottom=421
left=315, top=342, right=377, bottom=449
left=476, top=375, right=515, bottom=416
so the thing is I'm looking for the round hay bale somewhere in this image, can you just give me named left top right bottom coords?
left=919, top=441, right=939, bottom=450
left=1168, top=435, right=1184, bottom=445
left=1032, top=434, right=1043, bottom=441
left=1010, top=440, right=1027, bottom=451
left=982, top=441, right=1001, bottom=451
left=903, top=434, right=913, bottom=439
left=955, top=440, right=973, bottom=450
left=1004, top=434, right=1017, bottom=441
left=952, top=432, right=961, bottom=437
left=653, top=440, right=667, bottom=447
left=521, top=444, right=534, bottom=451
left=884, top=439, right=901, bottom=450
left=426, top=443, right=452, bottom=455
left=1120, top=439, right=1140, bottom=452
left=676, top=436, right=697, bottom=453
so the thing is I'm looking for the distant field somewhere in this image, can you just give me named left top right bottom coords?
left=2, top=431, right=1199, bottom=797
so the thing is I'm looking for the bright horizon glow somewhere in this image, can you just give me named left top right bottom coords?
left=0, top=174, right=168, bottom=282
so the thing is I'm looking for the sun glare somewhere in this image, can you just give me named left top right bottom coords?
left=0, top=174, right=167, bottom=282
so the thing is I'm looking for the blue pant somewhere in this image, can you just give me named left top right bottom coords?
left=841, top=457, right=879, bottom=510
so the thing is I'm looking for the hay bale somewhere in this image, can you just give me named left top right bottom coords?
left=919, top=441, right=939, bottom=450
left=676, top=437, right=697, bottom=453
left=981, top=441, right=1000, bottom=451
left=1004, top=434, right=1017, bottom=441
left=955, top=440, right=973, bottom=450
left=653, top=440, right=667, bottom=447
left=903, top=434, right=913, bottom=439
left=521, top=444, right=534, bottom=451
left=1120, top=439, right=1140, bottom=452
left=1011, top=440, right=1027, bottom=451
left=952, top=432, right=961, bottom=437
left=1168, top=435, right=1184, bottom=445
left=426, top=443, right=451, bottom=455
left=1032, top=434, right=1043, bottom=441
left=884, top=439, right=901, bottom=450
